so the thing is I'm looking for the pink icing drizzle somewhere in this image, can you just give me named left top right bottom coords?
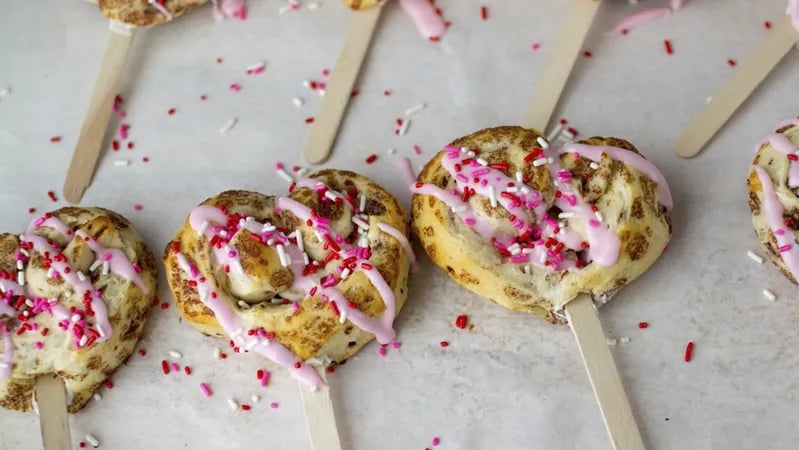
left=398, top=0, right=447, bottom=40
left=212, top=0, right=247, bottom=21
left=411, top=140, right=672, bottom=271
left=752, top=119, right=799, bottom=280
left=182, top=183, right=412, bottom=388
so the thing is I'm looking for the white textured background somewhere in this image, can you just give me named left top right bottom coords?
left=1, top=0, right=798, bottom=449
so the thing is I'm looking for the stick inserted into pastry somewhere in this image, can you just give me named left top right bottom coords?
left=64, top=0, right=206, bottom=203
left=303, top=5, right=383, bottom=164
left=0, top=208, right=158, bottom=448
left=299, top=369, right=342, bottom=450
left=35, top=375, right=71, bottom=450
left=164, top=170, right=415, bottom=450
left=410, top=127, right=672, bottom=450
left=522, top=0, right=601, bottom=131
left=675, top=14, right=799, bottom=158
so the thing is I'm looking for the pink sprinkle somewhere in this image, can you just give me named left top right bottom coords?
left=413, top=145, right=422, bottom=155
left=200, top=383, right=213, bottom=397
left=119, top=125, right=128, bottom=140
left=588, top=219, right=600, bottom=228
left=230, top=83, right=242, bottom=92
left=378, top=346, right=387, bottom=357
left=432, top=437, right=441, bottom=446
left=776, top=229, right=786, bottom=236
left=134, top=204, right=143, bottom=211
left=779, top=244, right=792, bottom=253
left=261, top=370, right=271, bottom=387
left=102, top=253, right=113, bottom=261
left=270, top=402, right=279, bottom=409
left=171, top=362, right=180, bottom=372
left=531, top=42, right=541, bottom=51
left=292, top=301, right=300, bottom=312
left=322, top=69, right=330, bottom=77
left=275, top=162, right=284, bottom=170
left=391, top=341, right=401, bottom=349
left=35, top=342, right=43, bottom=350
left=464, top=218, right=476, bottom=226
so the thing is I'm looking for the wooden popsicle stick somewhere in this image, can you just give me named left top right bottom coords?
left=303, top=5, right=383, bottom=164
left=521, top=0, right=601, bottom=131
left=298, top=368, right=343, bottom=450
left=62, top=21, right=137, bottom=204
left=675, top=16, right=799, bottom=158
left=36, top=375, right=72, bottom=450
left=565, top=295, right=646, bottom=450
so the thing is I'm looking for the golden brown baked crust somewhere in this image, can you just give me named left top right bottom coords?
left=747, top=121, right=799, bottom=283
left=163, top=169, right=410, bottom=370
left=99, top=0, right=206, bottom=27
left=411, top=126, right=672, bottom=324
left=0, top=207, right=157, bottom=413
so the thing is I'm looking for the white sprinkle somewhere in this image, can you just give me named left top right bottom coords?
left=522, top=248, right=535, bottom=254
left=352, top=216, right=369, bottom=230
left=488, top=186, right=497, bottom=207
left=93, top=393, right=102, bottom=402
left=297, top=167, right=309, bottom=177
left=398, top=119, right=410, bottom=136
left=747, top=251, right=764, bottom=264
left=85, top=434, right=100, bottom=448
left=25, top=299, right=34, bottom=308
left=197, top=220, right=209, bottom=237
left=169, top=350, right=183, bottom=359
left=15, top=260, right=23, bottom=270
left=359, top=195, right=367, bottom=212
left=17, top=271, right=24, bottom=286
left=606, top=338, right=618, bottom=346
left=506, top=186, right=518, bottom=193
left=533, top=158, right=548, bottom=167
left=251, top=395, right=260, bottom=403
left=102, top=261, right=110, bottom=276
left=262, top=223, right=276, bottom=233
left=467, top=151, right=476, bottom=158
left=387, top=148, right=397, bottom=155
left=276, top=245, right=289, bottom=267
left=245, top=339, right=259, bottom=350
left=22, top=310, right=29, bottom=318
left=595, top=211, right=603, bottom=222
left=77, top=271, right=86, bottom=282
left=19, top=249, right=28, bottom=257
left=558, top=212, right=575, bottom=219
left=451, top=205, right=468, bottom=213
left=763, top=289, right=777, bottom=301
left=295, top=229, right=305, bottom=252
left=90, top=259, right=102, bottom=272
left=563, top=129, right=576, bottom=139
left=339, top=308, right=348, bottom=324
left=405, top=103, right=426, bottom=116
left=214, top=348, right=222, bottom=359
left=277, top=168, right=294, bottom=183
left=307, top=2, right=319, bottom=9
left=238, top=300, right=250, bottom=309
left=219, top=230, right=229, bottom=238
left=546, top=124, right=563, bottom=142
left=358, top=235, right=369, bottom=248
left=619, top=336, right=631, bottom=344
left=341, top=268, right=351, bottom=279
left=291, top=96, right=304, bottom=107
left=324, top=191, right=338, bottom=202
left=113, top=160, right=130, bottom=167
left=0, top=362, right=8, bottom=368
left=590, top=162, right=599, bottom=170
left=547, top=157, right=554, bottom=164
left=536, top=137, right=550, bottom=149
left=46, top=267, right=55, bottom=279
left=71, top=314, right=81, bottom=323
left=515, top=171, right=523, bottom=183
left=219, top=117, right=238, bottom=134
left=303, top=252, right=309, bottom=265
left=477, top=158, right=488, bottom=166
left=319, top=89, right=325, bottom=97
left=227, top=398, right=239, bottom=410
left=97, top=326, right=106, bottom=338
left=521, top=186, right=531, bottom=194
left=79, top=335, right=88, bottom=347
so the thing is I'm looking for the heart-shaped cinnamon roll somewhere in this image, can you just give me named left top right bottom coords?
left=747, top=117, right=799, bottom=282
left=163, top=169, right=413, bottom=388
left=0, top=207, right=157, bottom=412
left=99, top=0, right=207, bottom=26
left=411, top=126, right=672, bottom=323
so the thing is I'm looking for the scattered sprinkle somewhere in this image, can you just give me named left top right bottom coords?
left=219, top=117, right=238, bottom=134
left=227, top=398, right=239, bottom=410
left=455, top=314, right=468, bottom=329
left=245, top=61, right=266, bottom=75
left=230, top=83, right=242, bottom=92
left=684, top=341, right=695, bottom=362
left=200, top=383, right=213, bottom=397
left=619, top=336, right=631, bottom=344
left=531, top=42, right=541, bottom=51
left=763, top=289, right=777, bottom=301
left=638, top=322, right=648, bottom=329
left=480, top=6, right=487, bottom=20
left=405, top=103, right=426, bottom=116
left=270, top=402, right=279, bottom=409
left=383, top=90, right=391, bottom=96
left=747, top=250, right=764, bottom=264
left=85, top=434, right=100, bottom=448
left=168, top=108, right=176, bottom=115
left=305, top=117, right=315, bottom=124
left=663, top=39, right=673, bottom=55
left=293, top=97, right=304, bottom=107
left=606, top=338, right=617, bottom=346
left=439, top=340, right=449, bottom=348
left=365, top=154, right=378, bottom=164
left=727, top=59, right=737, bottom=67
left=47, top=191, right=58, bottom=203
left=50, top=136, right=61, bottom=143
left=113, top=160, right=130, bottom=167
left=133, top=204, right=143, bottom=212
left=583, top=50, right=593, bottom=57
left=169, top=350, right=183, bottom=359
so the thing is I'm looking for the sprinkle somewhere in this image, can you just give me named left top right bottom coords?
left=305, top=117, right=315, bottom=124
left=488, top=186, right=497, bottom=207
left=583, top=50, right=593, bottom=57
left=589, top=162, right=599, bottom=170
left=439, top=341, right=449, bottom=348
left=184, top=366, right=192, bottom=375
left=17, top=271, right=24, bottom=286
left=245, top=61, right=266, bottom=75
left=85, top=434, right=100, bottom=448
left=276, top=245, right=289, bottom=267
left=638, top=322, right=648, bottom=329
left=779, top=244, right=792, bottom=253
left=432, top=436, right=441, bottom=446
left=270, top=402, right=279, bottom=409
left=393, top=117, right=411, bottom=137
left=252, top=395, right=260, bottom=402
left=169, top=350, right=183, bottom=359
left=378, top=345, right=387, bottom=356
left=161, top=360, right=170, bottom=375
left=747, top=251, right=764, bottom=264
left=227, top=398, right=239, bottom=410
left=113, top=160, right=130, bottom=167
left=763, top=289, right=777, bottom=301
left=664, top=39, right=673, bottom=55
left=606, top=338, right=617, bottom=346
left=293, top=97, right=304, bottom=107
left=214, top=348, right=222, bottom=359
left=276, top=167, right=294, bottom=182
left=47, top=191, right=58, bottom=202
left=619, top=336, right=631, bottom=344
left=365, top=154, right=378, bottom=164
left=532, top=157, right=548, bottom=167
left=102, top=261, right=110, bottom=276
left=684, top=342, right=695, bottom=362
left=383, top=90, right=391, bottom=96
left=455, top=315, right=468, bottom=329
left=230, top=83, right=242, bottom=92
left=200, top=383, right=213, bottom=397
left=219, top=117, right=238, bottom=134
left=727, top=59, right=736, bottom=67
left=405, top=104, right=426, bottom=116
left=93, top=393, right=102, bottom=402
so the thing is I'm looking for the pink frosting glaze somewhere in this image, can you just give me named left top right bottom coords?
left=398, top=0, right=447, bottom=40
left=181, top=182, right=412, bottom=388
left=212, top=0, right=247, bottom=21
left=411, top=139, right=672, bottom=271
left=74, top=231, right=149, bottom=294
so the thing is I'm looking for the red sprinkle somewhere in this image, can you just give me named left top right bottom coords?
left=583, top=50, right=592, bottom=57
left=638, top=322, right=649, bottom=329
left=168, top=108, right=176, bottom=115
left=28, top=208, right=36, bottom=214
left=200, top=95, right=208, bottom=101
left=79, top=442, right=86, bottom=448
left=112, top=140, right=120, bottom=151
left=160, top=302, right=169, bottom=310
left=47, top=191, right=58, bottom=202
left=104, top=379, right=114, bottom=389
left=184, top=366, right=192, bottom=375
left=161, top=360, right=170, bottom=375
left=684, top=341, right=695, bottom=362
left=50, top=136, right=61, bottom=143
left=383, top=90, right=391, bottom=96
left=305, top=117, right=315, bottom=124
left=455, top=314, right=468, bottom=330
left=294, top=362, right=302, bottom=369
left=664, top=39, right=673, bottom=55
left=365, top=154, right=378, bottom=164
left=480, top=6, right=487, bottom=20
left=350, top=89, right=360, bottom=97
left=241, top=404, right=251, bottom=411
left=727, top=59, right=737, bottom=67
left=765, top=21, right=772, bottom=29
left=439, top=341, right=449, bottom=348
